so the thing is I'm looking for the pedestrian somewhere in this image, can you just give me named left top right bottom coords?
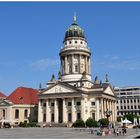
left=122, top=128, right=125, bottom=136
left=116, top=129, right=119, bottom=136
left=124, top=128, right=127, bottom=135
left=119, top=130, right=121, bottom=136
left=113, top=128, right=116, bottom=136
left=49, top=122, right=52, bottom=128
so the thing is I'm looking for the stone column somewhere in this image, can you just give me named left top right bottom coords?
left=46, top=99, right=51, bottom=123
left=96, top=98, right=99, bottom=121
left=81, top=98, right=85, bottom=121
left=101, top=98, right=104, bottom=119
left=79, top=54, right=81, bottom=73
left=63, top=98, right=67, bottom=123
left=38, top=99, right=43, bottom=123
left=114, top=101, right=117, bottom=122
left=89, top=57, right=91, bottom=75
left=109, top=100, right=112, bottom=122
left=64, top=56, right=67, bottom=74
left=54, top=99, right=58, bottom=123
left=71, top=55, right=74, bottom=73
left=85, top=56, right=88, bottom=74
left=60, top=58, right=63, bottom=75
left=72, top=98, right=76, bottom=122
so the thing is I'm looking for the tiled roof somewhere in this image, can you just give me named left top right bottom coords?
left=7, top=87, right=39, bottom=105
left=0, top=91, right=7, bottom=99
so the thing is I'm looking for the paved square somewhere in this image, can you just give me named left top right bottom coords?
left=0, top=127, right=139, bottom=139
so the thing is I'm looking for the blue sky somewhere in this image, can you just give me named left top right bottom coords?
left=0, top=2, right=140, bottom=95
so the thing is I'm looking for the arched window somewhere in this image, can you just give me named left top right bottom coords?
left=24, top=109, right=28, bottom=119
left=15, top=109, right=19, bottom=119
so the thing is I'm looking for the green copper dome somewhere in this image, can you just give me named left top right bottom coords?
left=64, top=18, right=86, bottom=42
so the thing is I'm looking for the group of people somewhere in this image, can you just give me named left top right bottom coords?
left=113, top=128, right=127, bottom=136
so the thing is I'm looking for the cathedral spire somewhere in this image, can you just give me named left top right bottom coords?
left=74, top=12, right=76, bottom=24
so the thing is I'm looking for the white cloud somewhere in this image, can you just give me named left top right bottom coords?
left=30, top=58, right=59, bottom=71
left=108, top=59, right=140, bottom=71
left=103, top=54, right=119, bottom=60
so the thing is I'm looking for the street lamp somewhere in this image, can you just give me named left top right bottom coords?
left=104, top=108, right=112, bottom=121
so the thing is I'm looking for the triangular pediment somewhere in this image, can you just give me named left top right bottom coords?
left=41, top=82, right=80, bottom=95
left=0, top=100, right=12, bottom=106
left=104, top=86, right=115, bottom=96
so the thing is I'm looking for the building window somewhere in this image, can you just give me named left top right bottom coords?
left=121, top=106, right=123, bottom=109
left=128, top=106, right=129, bottom=109
left=65, top=42, right=67, bottom=45
left=68, top=113, right=72, bottom=122
left=51, top=102, right=54, bottom=107
left=139, top=112, right=140, bottom=115
left=120, top=100, right=122, bottom=103
left=117, top=101, right=118, bottom=104
left=68, top=102, right=72, bottom=106
left=69, top=41, right=72, bottom=44
left=43, top=103, right=46, bottom=107
left=121, top=112, right=123, bottom=115
left=15, top=109, right=19, bottom=119
left=124, top=100, right=126, bottom=103
left=43, top=113, right=46, bottom=122
left=138, top=99, right=139, bottom=102
left=75, top=65, right=78, bottom=72
left=131, top=106, right=133, bottom=109
left=2, top=110, right=5, bottom=119
left=75, top=41, right=77, bottom=44
left=92, top=113, right=95, bottom=120
left=91, top=102, right=95, bottom=106
left=124, top=106, right=126, bottom=109
left=138, top=105, right=140, bottom=109
left=77, top=113, right=81, bottom=119
left=51, top=113, right=54, bottom=122
left=135, top=106, right=137, bottom=109
left=127, top=100, right=129, bottom=103
left=134, top=99, right=136, bottom=103
left=80, top=41, right=83, bottom=44
left=24, top=109, right=28, bottom=119
left=131, top=100, right=133, bottom=103
left=77, top=101, right=81, bottom=106
left=117, top=106, right=118, bottom=109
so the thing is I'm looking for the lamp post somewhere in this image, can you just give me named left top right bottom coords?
left=104, top=108, right=112, bottom=128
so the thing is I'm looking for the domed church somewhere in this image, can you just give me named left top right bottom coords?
left=38, top=16, right=116, bottom=126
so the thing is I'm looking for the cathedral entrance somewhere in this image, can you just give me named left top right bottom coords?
left=58, top=99, right=63, bottom=123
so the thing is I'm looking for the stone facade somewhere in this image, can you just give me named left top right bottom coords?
left=38, top=16, right=117, bottom=126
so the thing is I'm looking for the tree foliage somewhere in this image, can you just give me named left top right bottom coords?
left=98, top=118, right=109, bottom=126
left=117, top=116, right=122, bottom=122
left=123, top=114, right=139, bottom=123
left=72, top=119, right=85, bottom=127
left=85, top=118, right=98, bottom=127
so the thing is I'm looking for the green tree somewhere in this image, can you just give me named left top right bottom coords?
left=98, top=118, right=109, bottom=126
left=117, top=116, right=122, bottom=122
left=123, top=114, right=139, bottom=123
left=72, top=119, right=85, bottom=127
left=86, top=118, right=98, bottom=127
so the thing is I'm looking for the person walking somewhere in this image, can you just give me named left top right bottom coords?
left=116, top=129, right=119, bottom=136
left=113, top=128, right=116, bottom=136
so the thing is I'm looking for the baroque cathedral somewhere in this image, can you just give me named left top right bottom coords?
left=38, top=16, right=116, bottom=126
